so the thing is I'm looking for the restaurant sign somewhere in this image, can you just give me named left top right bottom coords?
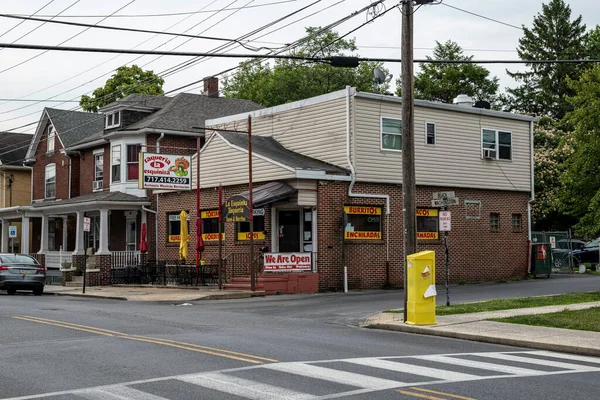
left=222, top=195, right=251, bottom=223
left=264, top=252, right=312, bottom=272
left=343, top=205, right=382, bottom=240
left=139, top=153, right=192, bottom=191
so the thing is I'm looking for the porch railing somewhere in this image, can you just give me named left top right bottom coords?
left=110, top=260, right=223, bottom=286
left=111, top=251, right=140, bottom=269
left=44, top=250, right=73, bottom=269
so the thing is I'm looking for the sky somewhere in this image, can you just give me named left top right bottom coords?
left=0, top=0, right=598, bottom=133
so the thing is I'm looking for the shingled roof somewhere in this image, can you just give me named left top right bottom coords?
left=45, top=108, right=105, bottom=148
left=0, top=132, right=33, bottom=166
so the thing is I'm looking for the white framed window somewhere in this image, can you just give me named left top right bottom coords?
left=105, top=111, right=121, bottom=129
left=111, top=145, right=121, bottom=183
left=45, top=163, right=56, bottom=199
left=381, top=117, right=402, bottom=151
left=47, top=125, right=55, bottom=154
left=482, top=129, right=512, bottom=160
left=94, top=153, right=103, bottom=182
left=126, top=144, right=139, bottom=181
left=425, top=122, right=436, bottom=146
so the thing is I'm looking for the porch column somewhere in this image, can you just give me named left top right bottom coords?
left=21, top=216, right=30, bottom=254
left=141, top=210, right=147, bottom=226
left=72, top=211, right=85, bottom=255
left=62, top=216, right=68, bottom=251
left=1, top=221, right=8, bottom=253
left=39, top=215, right=49, bottom=253
left=96, top=208, right=110, bottom=255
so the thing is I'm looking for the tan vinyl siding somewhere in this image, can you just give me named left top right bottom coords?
left=353, top=96, right=531, bottom=192
left=192, top=136, right=295, bottom=188
left=290, top=179, right=317, bottom=206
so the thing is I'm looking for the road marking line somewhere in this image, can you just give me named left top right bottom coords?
left=78, top=386, right=169, bottom=400
left=344, top=358, right=478, bottom=381
left=396, top=390, right=446, bottom=400
left=263, top=362, right=404, bottom=389
left=526, top=351, right=600, bottom=365
left=178, top=372, right=316, bottom=399
left=12, top=317, right=114, bottom=337
left=416, top=355, right=544, bottom=375
left=410, top=387, right=476, bottom=400
left=21, top=315, right=124, bottom=335
left=474, top=353, right=599, bottom=371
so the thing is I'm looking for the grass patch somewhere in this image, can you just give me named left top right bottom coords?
left=384, top=291, right=600, bottom=315
left=490, top=307, right=600, bottom=332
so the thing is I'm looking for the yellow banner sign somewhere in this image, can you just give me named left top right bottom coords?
left=201, top=210, right=219, bottom=219
left=417, top=232, right=439, bottom=240
left=168, top=234, right=191, bottom=243
left=344, top=206, right=382, bottom=215
left=345, top=231, right=382, bottom=240
left=202, top=233, right=225, bottom=241
left=237, top=232, right=266, bottom=241
left=416, top=208, right=438, bottom=217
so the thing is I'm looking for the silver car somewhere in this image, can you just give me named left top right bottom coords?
left=0, top=254, right=45, bottom=295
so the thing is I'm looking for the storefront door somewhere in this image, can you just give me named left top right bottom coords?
left=278, top=210, right=300, bottom=252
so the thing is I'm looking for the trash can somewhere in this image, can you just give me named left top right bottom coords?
left=531, top=243, right=552, bottom=278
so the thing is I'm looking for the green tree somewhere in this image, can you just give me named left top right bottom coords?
left=397, top=40, right=499, bottom=105
left=80, top=65, right=164, bottom=112
left=504, top=0, right=587, bottom=120
left=222, top=27, right=390, bottom=107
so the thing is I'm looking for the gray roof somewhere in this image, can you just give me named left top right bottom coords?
left=46, top=108, right=105, bottom=148
left=218, top=131, right=349, bottom=174
left=110, top=93, right=172, bottom=110
left=121, top=93, right=261, bottom=132
left=31, top=191, right=149, bottom=208
left=0, top=132, right=33, bottom=166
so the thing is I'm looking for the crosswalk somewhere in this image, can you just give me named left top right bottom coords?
left=5, top=351, right=600, bottom=400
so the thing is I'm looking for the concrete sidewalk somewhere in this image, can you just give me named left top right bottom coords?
left=362, top=301, right=600, bottom=357
left=44, top=285, right=264, bottom=302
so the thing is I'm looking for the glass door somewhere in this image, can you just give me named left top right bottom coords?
left=278, top=210, right=300, bottom=252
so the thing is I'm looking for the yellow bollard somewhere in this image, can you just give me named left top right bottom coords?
left=406, top=250, right=437, bottom=325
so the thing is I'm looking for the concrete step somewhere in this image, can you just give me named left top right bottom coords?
left=223, top=283, right=265, bottom=291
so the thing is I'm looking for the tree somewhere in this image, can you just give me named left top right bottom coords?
left=504, top=0, right=587, bottom=120
left=80, top=65, right=164, bottom=112
left=397, top=40, right=499, bottom=105
left=222, top=27, right=391, bottom=107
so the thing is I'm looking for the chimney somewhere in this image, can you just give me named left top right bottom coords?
left=203, top=76, right=219, bottom=98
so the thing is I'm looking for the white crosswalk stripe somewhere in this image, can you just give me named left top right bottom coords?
left=527, top=350, right=600, bottom=365
left=415, top=354, right=546, bottom=375
left=177, top=372, right=316, bottom=400
left=78, top=386, right=169, bottom=400
left=475, top=352, right=600, bottom=371
left=343, top=358, right=479, bottom=381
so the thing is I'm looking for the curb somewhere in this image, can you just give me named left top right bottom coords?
left=44, top=292, right=128, bottom=301
left=43, top=291, right=264, bottom=302
left=365, top=323, right=600, bottom=357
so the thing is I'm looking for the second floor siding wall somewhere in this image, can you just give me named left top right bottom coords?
left=0, top=169, right=31, bottom=207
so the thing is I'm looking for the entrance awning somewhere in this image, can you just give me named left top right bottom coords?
left=237, top=181, right=297, bottom=208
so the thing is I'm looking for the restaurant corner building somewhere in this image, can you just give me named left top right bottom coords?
left=156, top=87, right=535, bottom=292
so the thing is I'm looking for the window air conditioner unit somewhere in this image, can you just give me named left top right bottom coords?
left=93, top=180, right=103, bottom=191
left=483, top=148, right=496, bottom=160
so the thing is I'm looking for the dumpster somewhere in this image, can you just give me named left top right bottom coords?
left=531, top=243, right=552, bottom=278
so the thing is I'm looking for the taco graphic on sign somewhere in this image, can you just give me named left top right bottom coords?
left=169, top=157, right=190, bottom=177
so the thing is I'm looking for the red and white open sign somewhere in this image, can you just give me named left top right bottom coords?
left=263, top=252, right=312, bottom=272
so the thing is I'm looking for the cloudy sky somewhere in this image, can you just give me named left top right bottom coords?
left=0, top=0, right=597, bottom=133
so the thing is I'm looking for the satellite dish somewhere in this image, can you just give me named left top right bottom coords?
left=373, top=68, right=387, bottom=84
left=473, top=100, right=491, bottom=110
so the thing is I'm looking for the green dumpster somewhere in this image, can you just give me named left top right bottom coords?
left=531, top=243, right=552, bottom=278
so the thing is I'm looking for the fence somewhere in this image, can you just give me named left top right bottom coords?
left=531, top=231, right=575, bottom=273
left=111, top=251, right=141, bottom=269
left=110, top=260, right=222, bottom=286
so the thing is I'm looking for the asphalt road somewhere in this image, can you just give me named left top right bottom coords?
left=1, top=274, right=599, bottom=399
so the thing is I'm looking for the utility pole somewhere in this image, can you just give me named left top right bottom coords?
left=401, top=0, right=417, bottom=323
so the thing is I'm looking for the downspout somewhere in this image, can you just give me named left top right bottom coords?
left=64, top=152, right=72, bottom=199
left=345, top=86, right=391, bottom=291
left=527, top=120, right=535, bottom=273
left=0, top=171, right=5, bottom=208
left=154, top=133, right=165, bottom=262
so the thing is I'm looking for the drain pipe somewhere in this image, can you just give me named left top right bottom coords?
left=154, top=133, right=165, bottom=262
left=345, top=86, right=391, bottom=292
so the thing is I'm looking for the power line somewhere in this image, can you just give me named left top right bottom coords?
left=0, top=98, right=79, bottom=102
left=441, top=2, right=523, bottom=31
left=0, top=0, right=55, bottom=42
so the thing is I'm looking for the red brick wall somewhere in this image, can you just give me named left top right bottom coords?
left=79, top=145, right=109, bottom=195
left=32, top=121, right=70, bottom=200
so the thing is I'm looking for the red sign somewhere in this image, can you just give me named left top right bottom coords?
left=537, top=244, right=547, bottom=260
left=263, top=252, right=312, bottom=272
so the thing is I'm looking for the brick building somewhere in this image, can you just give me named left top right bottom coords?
left=157, top=87, right=535, bottom=292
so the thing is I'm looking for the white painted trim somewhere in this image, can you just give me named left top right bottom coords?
left=93, top=148, right=105, bottom=155
left=295, top=170, right=351, bottom=181
left=25, top=111, right=47, bottom=160
left=45, top=112, right=67, bottom=150
left=424, top=121, right=436, bottom=146
left=106, top=127, right=201, bottom=138
left=206, top=88, right=354, bottom=126
left=105, top=111, right=121, bottom=129
left=44, top=163, right=56, bottom=199
left=68, top=138, right=107, bottom=151
left=60, top=268, right=76, bottom=272
left=380, top=116, right=402, bottom=152
left=110, top=144, right=122, bottom=184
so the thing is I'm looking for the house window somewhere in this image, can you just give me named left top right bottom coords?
left=47, top=125, right=55, bottom=154
left=381, top=117, right=402, bottom=151
left=426, top=122, right=436, bottom=145
left=167, top=211, right=190, bottom=243
left=45, top=163, right=56, bottom=199
left=417, top=208, right=439, bottom=240
left=482, top=129, right=512, bottom=160
left=512, top=214, right=522, bottom=232
left=105, top=111, right=121, bottom=129
left=343, top=206, right=382, bottom=240
left=237, top=211, right=266, bottom=241
left=490, top=213, right=501, bottom=232
left=127, top=145, right=139, bottom=181
left=201, top=210, right=223, bottom=241
left=94, top=153, right=103, bottom=183
left=111, top=145, right=121, bottom=183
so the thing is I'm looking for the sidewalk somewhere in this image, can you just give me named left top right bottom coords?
left=44, top=285, right=264, bottom=302
left=362, top=301, right=600, bottom=357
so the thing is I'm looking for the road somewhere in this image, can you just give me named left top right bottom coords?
left=1, top=274, right=599, bottom=399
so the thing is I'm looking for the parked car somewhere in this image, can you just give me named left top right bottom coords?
left=570, top=238, right=599, bottom=268
left=0, top=254, right=45, bottom=295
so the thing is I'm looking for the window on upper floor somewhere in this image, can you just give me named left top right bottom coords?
left=94, top=153, right=103, bottom=189
left=425, top=122, right=436, bottom=146
left=482, top=129, right=512, bottom=161
left=381, top=117, right=402, bottom=151
left=105, top=111, right=121, bottom=129
left=490, top=213, right=500, bottom=232
left=111, top=145, right=121, bottom=183
left=47, top=125, right=55, bottom=154
left=127, top=144, right=139, bottom=181
left=45, top=163, right=56, bottom=199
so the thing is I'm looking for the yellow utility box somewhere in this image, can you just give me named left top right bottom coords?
left=406, top=250, right=436, bottom=325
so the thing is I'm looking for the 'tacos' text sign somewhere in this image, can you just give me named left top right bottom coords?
left=263, top=252, right=312, bottom=272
